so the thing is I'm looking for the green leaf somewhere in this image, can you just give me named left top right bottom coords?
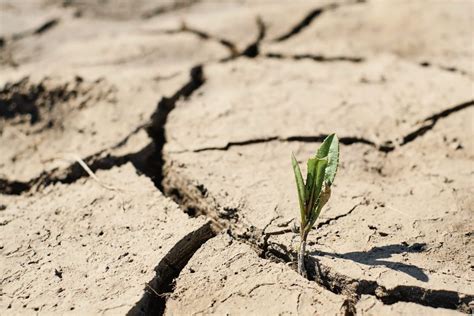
left=305, top=157, right=327, bottom=217
left=315, top=158, right=328, bottom=199
left=304, top=158, right=327, bottom=231
left=291, top=153, right=306, bottom=225
left=305, top=158, right=317, bottom=202
left=316, top=134, right=339, bottom=185
left=307, top=185, right=331, bottom=231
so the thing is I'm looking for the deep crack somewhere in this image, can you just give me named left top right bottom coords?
left=0, top=178, right=30, bottom=195
left=240, top=16, right=266, bottom=58
left=307, top=260, right=473, bottom=313
left=161, top=163, right=474, bottom=313
left=127, top=222, right=216, bottom=316
left=145, top=65, right=205, bottom=190
left=0, top=64, right=204, bottom=196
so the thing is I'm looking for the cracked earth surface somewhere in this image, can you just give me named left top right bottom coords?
left=0, top=0, right=473, bottom=315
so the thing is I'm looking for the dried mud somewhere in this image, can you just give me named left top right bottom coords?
left=1, top=0, right=473, bottom=315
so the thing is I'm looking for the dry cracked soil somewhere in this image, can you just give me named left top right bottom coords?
left=0, top=0, right=473, bottom=315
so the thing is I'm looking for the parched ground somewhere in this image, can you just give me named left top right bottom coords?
left=0, top=0, right=473, bottom=315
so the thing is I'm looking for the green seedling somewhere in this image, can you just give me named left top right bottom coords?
left=291, top=134, right=339, bottom=277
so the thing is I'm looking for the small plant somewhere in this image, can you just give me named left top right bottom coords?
left=291, top=134, right=339, bottom=277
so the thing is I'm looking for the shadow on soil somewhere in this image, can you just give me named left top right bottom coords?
left=311, top=242, right=429, bottom=282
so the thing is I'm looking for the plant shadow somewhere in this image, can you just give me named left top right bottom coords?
left=309, top=242, right=429, bottom=282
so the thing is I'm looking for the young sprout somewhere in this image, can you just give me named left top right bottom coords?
left=291, top=134, right=339, bottom=277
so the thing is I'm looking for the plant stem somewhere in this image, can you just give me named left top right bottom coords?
left=298, top=233, right=307, bottom=278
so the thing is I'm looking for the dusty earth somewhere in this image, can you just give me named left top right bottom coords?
left=0, top=0, right=473, bottom=315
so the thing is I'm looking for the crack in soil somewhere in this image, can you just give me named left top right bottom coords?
left=145, top=65, right=205, bottom=190
left=187, top=135, right=383, bottom=153
left=160, top=165, right=474, bottom=313
left=127, top=222, right=217, bottom=316
left=264, top=52, right=364, bottom=63
left=238, top=16, right=266, bottom=59
left=152, top=25, right=238, bottom=59
left=0, top=64, right=206, bottom=196
left=172, top=99, right=474, bottom=154
left=286, top=135, right=378, bottom=147
left=6, top=18, right=60, bottom=44
left=146, top=15, right=266, bottom=64
left=33, top=19, right=60, bottom=35
left=192, top=136, right=280, bottom=152
left=3, top=3, right=471, bottom=314
left=149, top=15, right=268, bottom=62
left=0, top=124, right=146, bottom=195
left=400, top=99, right=474, bottom=146
left=141, top=0, right=201, bottom=19
left=305, top=259, right=474, bottom=313
left=1, top=65, right=210, bottom=314
left=3, top=21, right=472, bottom=312
left=315, top=202, right=362, bottom=230
left=0, top=178, right=30, bottom=195
left=419, top=61, right=471, bottom=77
left=272, top=0, right=365, bottom=42
left=0, top=151, right=133, bottom=195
